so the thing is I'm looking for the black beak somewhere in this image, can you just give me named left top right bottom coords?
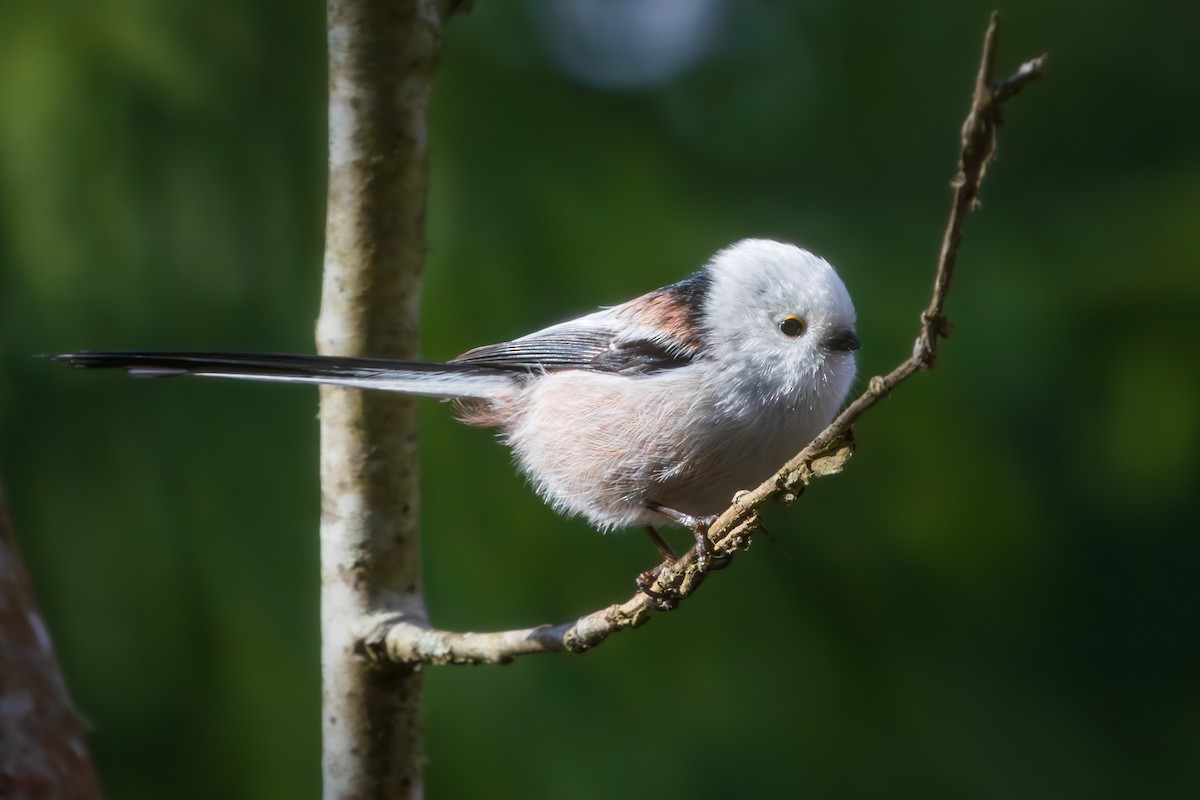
left=823, top=327, right=861, bottom=352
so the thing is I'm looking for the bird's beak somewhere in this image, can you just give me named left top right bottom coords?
left=823, top=327, right=861, bottom=352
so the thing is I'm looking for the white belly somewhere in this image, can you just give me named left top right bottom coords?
left=504, top=368, right=835, bottom=531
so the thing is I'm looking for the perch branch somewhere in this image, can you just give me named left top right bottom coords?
left=370, top=12, right=1045, bottom=666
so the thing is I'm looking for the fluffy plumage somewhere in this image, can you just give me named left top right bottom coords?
left=54, top=239, right=859, bottom=533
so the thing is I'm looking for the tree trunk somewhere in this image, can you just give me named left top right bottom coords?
left=0, top=480, right=105, bottom=799
left=317, top=1, right=449, bottom=797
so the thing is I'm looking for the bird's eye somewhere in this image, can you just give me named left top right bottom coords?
left=779, top=315, right=806, bottom=338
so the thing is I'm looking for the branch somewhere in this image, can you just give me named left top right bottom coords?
left=317, top=1, right=464, bottom=797
left=370, top=12, right=1046, bottom=666
left=0, top=480, right=105, bottom=799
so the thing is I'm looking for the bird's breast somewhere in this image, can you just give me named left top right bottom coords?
left=502, top=368, right=831, bottom=529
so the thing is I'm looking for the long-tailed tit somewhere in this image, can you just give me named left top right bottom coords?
left=54, top=239, right=860, bottom=567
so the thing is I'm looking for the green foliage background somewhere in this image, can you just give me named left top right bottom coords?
left=3, top=2, right=1198, bottom=797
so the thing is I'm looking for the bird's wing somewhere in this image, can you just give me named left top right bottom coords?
left=451, top=280, right=708, bottom=376
left=451, top=325, right=692, bottom=375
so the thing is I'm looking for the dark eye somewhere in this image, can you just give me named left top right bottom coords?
left=779, top=315, right=806, bottom=338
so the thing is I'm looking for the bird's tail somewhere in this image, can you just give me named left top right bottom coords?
left=50, top=351, right=518, bottom=400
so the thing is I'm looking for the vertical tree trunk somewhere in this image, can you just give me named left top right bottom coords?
left=0, top=481, right=105, bottom=799
left=317, top=1, right=446, bottom=796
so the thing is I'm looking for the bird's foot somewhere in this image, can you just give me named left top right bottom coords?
left=636, top=563, right=680, bottom=611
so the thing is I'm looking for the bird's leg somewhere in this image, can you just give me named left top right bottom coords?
left=644, top=525, right=677, bottom=561
left=644, top=501, right=729, bottom=572
left=636, top=526, right=681, bottom=611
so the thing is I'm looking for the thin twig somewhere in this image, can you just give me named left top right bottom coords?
left=372, top=12, right=1046, bottom=667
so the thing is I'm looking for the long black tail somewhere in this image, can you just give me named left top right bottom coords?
left=50, top=351, right=516, bottom=400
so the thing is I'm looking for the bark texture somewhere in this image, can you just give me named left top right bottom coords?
left=317, top=1, right=449, bottom=797
left=0, top=482, right=105, bottom=799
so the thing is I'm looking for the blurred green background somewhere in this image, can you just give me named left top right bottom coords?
left=3, top=1, right=1198, bottom=797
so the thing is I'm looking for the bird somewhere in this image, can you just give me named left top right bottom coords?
left=53, top=238, right=860, bottom=571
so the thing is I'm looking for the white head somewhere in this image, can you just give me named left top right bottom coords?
left=699, top=239, right=859, bottom=411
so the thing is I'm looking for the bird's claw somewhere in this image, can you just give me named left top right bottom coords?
left=636, top=565, right=680, bottom=611
left=691, top=514, right=730, bottom=572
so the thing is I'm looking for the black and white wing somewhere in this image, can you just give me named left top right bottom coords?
left=452, top=270, right=711, bottom=376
